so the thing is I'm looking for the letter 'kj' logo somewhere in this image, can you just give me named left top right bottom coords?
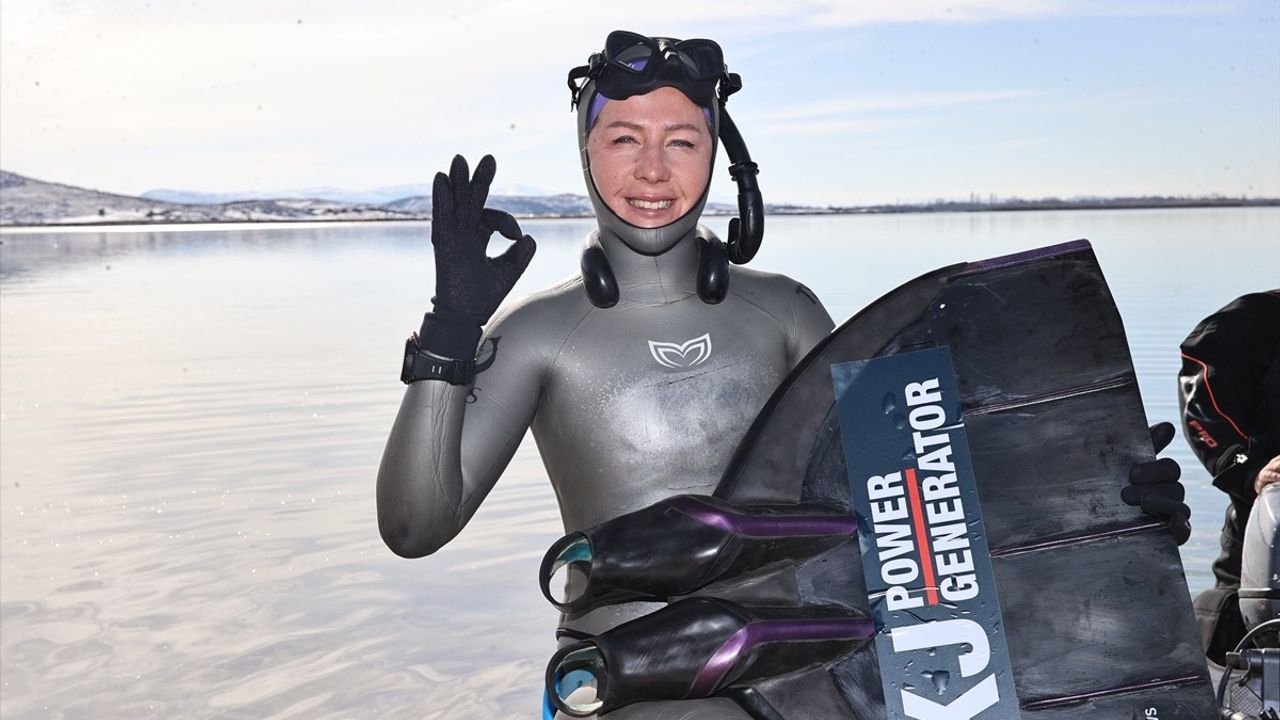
left=648, top=333, right=712, bottom=369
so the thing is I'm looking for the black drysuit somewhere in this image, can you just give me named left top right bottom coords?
left=1179, top=290, right=1280, bottom=662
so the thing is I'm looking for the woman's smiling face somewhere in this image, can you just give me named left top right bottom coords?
left=586, top=87, right=713, bottom=229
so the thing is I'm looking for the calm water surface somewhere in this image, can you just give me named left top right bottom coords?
left=2, top=209, right=1278, bottom=718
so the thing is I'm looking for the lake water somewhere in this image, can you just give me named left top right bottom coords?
left=2, top=209, right=1278, bottom=719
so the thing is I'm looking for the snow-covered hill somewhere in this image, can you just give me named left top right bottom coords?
left=140, top=184, right=436, bottom=206
left=385, top=193, right=595, bottom=216
left=0, top=170, right=426, bottom=226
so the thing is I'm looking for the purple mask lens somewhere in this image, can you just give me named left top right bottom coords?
left=620, top=56, right=649, bottom=72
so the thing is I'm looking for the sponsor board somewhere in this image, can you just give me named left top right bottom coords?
left=831, top=347, right=1021, bottom=719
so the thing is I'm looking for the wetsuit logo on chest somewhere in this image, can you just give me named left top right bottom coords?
left=648, top=333, right=712, bottom=369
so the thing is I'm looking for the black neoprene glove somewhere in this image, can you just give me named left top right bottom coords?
left=418, top=154, right=536, bottom=359
left=1122, top=422, right=1192, bottom=545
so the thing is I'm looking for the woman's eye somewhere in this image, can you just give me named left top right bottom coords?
left=670, top=139, right=696, bottom=149
left=611, top=135, right=637, bottom=145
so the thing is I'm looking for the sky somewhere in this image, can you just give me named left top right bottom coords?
left=1, top=0, right=1277, bottom=206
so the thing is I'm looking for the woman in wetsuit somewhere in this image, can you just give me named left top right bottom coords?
left=378, top=32, right=830, bottom=720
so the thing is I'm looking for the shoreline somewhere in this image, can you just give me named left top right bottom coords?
left=1, top=200, right=1276, bottom=232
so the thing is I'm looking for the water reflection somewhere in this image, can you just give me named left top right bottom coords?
left=1, top=210, right=1277, bottom=718
left=0, top=220, right=593, bottom=285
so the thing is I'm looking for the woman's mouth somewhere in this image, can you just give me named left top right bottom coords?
left=627, top=198, right=674, bottom=210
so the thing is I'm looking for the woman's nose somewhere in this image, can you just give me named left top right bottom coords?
left=634, top=143, right=671, bottom=183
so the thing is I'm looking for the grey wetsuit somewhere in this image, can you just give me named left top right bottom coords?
left=378, top=225, right=832, bottom=717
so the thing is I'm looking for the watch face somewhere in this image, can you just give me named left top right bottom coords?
left=401, top=338, right=418, bottom=384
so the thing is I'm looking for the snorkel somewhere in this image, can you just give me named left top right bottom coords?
left=568, top=31, right=763, bottom=307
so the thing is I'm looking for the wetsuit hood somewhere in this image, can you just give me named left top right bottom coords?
left=576, top=78, right=719, bottom=257
left=570, top=31, right=755, bottom=306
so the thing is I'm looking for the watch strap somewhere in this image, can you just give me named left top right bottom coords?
left=401, top=335, right=476, bottom=386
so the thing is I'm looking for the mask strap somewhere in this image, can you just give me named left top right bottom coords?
left=567, top=54, right=606, bottom=108
left=718, top=72, right=743, bottom=103
left=567, top=65, right=589, bottom=108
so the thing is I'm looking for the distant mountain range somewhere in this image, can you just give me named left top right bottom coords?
left=0, top=169, right=1274, bottom=227
left=140, top=184, right=435, bottom=206
left=0, top=170, right=607, bottom=226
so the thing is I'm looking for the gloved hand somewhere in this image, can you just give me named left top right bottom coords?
left=419, top=154, right=536, bottom=359
left=1122, top=422, right=1192, bottom=545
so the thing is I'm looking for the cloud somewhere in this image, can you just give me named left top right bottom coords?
left=800, top=0, right=1070, bottom=26
left=749, top=90, right=1046, bottom=122
left=753, top=116, right=936, bottom=137
left=796, top=0, right=1232, bottom=26
left=746, top=90, right=1045, bottom=137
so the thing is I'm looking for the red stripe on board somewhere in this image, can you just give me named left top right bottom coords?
left=1180, top=352, right=1248, bottom=441
left=904, top=468, right=939, bottom=606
